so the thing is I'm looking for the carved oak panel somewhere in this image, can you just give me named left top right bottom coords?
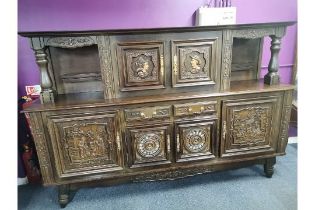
left=126, top=124, right=171, bottom=168
left=172, top=39, right=218, bottom=87
left=47, top=112, right=123, bottom=178
left=175, top=120, right=216, bottom=162
left=116, top=41, right=165, bottom=91
left=221, top=97, right=280, bottom=157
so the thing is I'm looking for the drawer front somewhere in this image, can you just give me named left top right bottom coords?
left=175, top=119, right=217, bottom=162
left=126, top=123, right=172, bottom=168
left=174, top=101, right=217, bottom=117
left=221, top=96, right=281, bottom=158
left=125, top=105, right=171, bottom=122
left=47, top=111, right=123, bottom=179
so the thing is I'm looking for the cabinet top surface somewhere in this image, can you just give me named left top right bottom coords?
left=18, top=21, right=295, bottom=37
left=23, top=79, right=295, bottom=113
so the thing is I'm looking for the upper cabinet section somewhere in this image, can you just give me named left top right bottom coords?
left=110, top=31, right=222, bottom=98
left=19, top=22, right=295, bottom=104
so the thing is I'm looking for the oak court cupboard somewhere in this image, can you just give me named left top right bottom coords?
left=19, top=21, right=295, bottom=207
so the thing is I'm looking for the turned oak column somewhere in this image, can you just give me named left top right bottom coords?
left=31, top=37, right=55, bottom=103
left=264, top=27, right=286, bottom=85
left=264, top=36, right=281, bottom=85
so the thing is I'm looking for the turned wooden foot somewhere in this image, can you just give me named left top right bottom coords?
left=264, top=157, right=276, bottom=178
left=58, top=184, right=71, bottom=208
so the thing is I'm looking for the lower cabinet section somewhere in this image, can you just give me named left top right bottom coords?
left=126, top=123, right=172, bottom=168
left=47, top=111, right=123, bottom=179
left=175, top=119, right=217, bottom=162
left=220, top=96, right=281, bottom=158
left=27, top=91, right=291, bottom=198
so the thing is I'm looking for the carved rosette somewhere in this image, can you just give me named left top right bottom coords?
left=46, top=37, right=95, bottom=48
left=230, top=106, right=271, bottom=146
left=183, top=128, right=208, bottom=153
left=127, top=50, right=158, bottom=82
left=135, top=132, right=163, bottom=158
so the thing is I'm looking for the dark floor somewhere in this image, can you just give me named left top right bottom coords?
left=18, top=144, right=297, bottom=210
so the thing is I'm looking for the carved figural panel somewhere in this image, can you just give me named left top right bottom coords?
left=221, top=97, right=279, bottom=157
left=117, top=41, right=165, bottom=91
left=128, top=125, right=171, bottom=168
left=172, top=39, right=217, bottom=87
left=47, top=112, right=122, bottom=178
left=176, top=120, right=216, bottom=162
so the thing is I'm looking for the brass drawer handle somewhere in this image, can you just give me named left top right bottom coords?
left=176, top=134, right=180, bottom=152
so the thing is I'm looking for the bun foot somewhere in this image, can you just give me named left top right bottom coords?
left=264, top=157, right=276, bottom=178
left=58, top=184, right=71, bottom=208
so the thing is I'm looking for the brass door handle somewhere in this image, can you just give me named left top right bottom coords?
left=223, top=121, right=227, bottom=141
left=167, top=134, right=171, bottom=153
left=173, top=55, right=178, bottom=75
left=176, top=134, right=180, bottom=152
left=160, top=55, right=164, bottom=74
left=116, top=132, right=121, bottom=151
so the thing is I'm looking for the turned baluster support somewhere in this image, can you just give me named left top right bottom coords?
left=34, top=48, right=55, bottom=103
left=264, top=34, right=283, bottom=85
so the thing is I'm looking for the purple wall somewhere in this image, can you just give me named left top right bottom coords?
left=18, top=0, right=297, bottom=96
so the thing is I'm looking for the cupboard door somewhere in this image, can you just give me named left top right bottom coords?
left=175, top=119, right=216, bottom=162
left=116, top=41, right=165, bottom=91
left=172, top=38, right=219, bottom=87
left=47, top=111, right=123, bottom=179
left=221, top=96, right=281, bottom=158
left=126, top=124, right=171, bottom=168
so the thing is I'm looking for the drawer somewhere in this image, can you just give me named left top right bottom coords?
left=124, top=105, right=171, bottom=122
left=174, top=101, right=217, bottom=117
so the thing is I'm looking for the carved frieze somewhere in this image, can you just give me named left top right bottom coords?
left=46, top=37, right=95, bottom=48
left=233, top=28, right=275, bottom=39
left=134, top=167, right=212, bottom=182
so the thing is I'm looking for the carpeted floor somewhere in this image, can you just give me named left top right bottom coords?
left=18, top=144, right=297, bottom=210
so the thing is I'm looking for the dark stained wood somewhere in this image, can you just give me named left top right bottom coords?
left=21, top=22, right=295, bottom=207
left=18, top=21, right=295, bottom=37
